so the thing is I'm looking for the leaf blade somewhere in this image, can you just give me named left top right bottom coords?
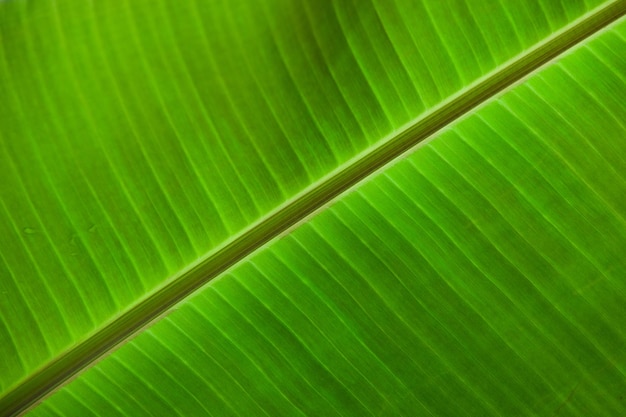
left=1, top=0, right=624, bottom=414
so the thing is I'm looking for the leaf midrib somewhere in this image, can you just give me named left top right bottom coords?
left=3, top=2, right=626, bottom=416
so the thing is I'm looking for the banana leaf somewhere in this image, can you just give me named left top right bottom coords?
left=0, top=0, right=625, bottom=415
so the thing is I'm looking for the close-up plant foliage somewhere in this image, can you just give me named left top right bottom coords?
left=1, top=0, right=626, bottom=415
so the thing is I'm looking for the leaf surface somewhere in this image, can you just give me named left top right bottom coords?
left=0, top=0, right=625, bottom=415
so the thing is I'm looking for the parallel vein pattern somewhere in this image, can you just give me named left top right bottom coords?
left=29, top=16, right=626, bottom=417
left=0, top=0, right=614, bottom=404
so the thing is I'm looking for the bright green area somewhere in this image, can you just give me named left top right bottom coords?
left=0, top=0, right=611, bottom=399
left=29, top=16, right=626, bottom=417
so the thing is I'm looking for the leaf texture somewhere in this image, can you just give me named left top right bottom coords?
left=0, top=0, right=625, bottom=415
left=26, top=14, right=626, bottom=417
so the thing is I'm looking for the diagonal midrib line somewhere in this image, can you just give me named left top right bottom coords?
left=3, top=1, right=625, bottom=416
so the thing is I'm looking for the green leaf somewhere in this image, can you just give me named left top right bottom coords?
left=1, top=0, right=625, bottom=415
